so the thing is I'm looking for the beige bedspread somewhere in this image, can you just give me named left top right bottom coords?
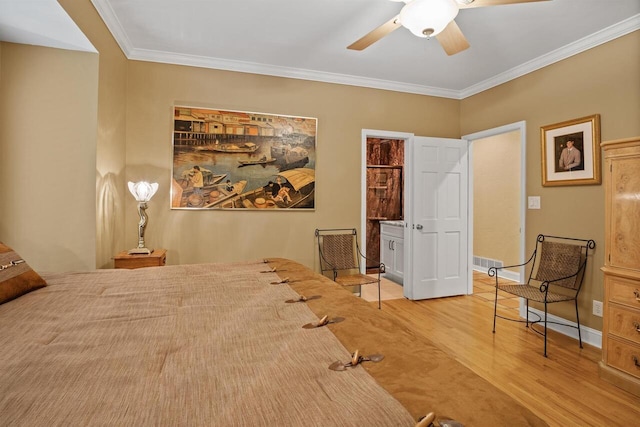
left=1, top=259, right=546, bottom=426
left=268, top=258, right=547, bottom=427
left=0, top=261, right=415, bottom=426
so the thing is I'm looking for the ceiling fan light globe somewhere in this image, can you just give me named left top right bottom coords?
left=399, top=0, right=459, bottom=38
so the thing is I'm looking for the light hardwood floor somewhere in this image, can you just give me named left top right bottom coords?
left=367, top=275, right=640, bottom=426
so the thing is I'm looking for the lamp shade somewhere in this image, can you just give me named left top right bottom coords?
left=128, top=181, right=159, bottom=202
left=399, top=0, right=459, bottom=38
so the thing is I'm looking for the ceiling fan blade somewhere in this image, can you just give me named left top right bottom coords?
left=458, top=0, right=550, bottom=9
left=436, top=20, right=470, bottom=56
left=347, top=15, right=401, bottom=51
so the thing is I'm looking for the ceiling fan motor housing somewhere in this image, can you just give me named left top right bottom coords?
left=399, top=0, right=460, bottom=38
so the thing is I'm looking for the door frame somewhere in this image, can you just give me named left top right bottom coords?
left=360, top=129, right=414, bottom=270
left=360, top=122, right=526, bottom=294
left=462, top=121, right=527, bottom=292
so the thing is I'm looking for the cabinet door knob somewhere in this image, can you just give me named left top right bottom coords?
left=634, top=356, right=640, bottom=368
left=634, top=321, right=640, bottom=333
left=416, top=224, right=423, bottom=230
left=634, top=289, right=640, bottom=302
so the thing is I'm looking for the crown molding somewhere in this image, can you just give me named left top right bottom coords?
left=127, top=47, right=460, bottom=99
left=91, top=0, right=134, bottom=57
left=459, top=14, right=640, bottom=99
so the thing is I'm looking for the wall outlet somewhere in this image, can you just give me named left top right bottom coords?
left=593, top=300, right=603, bottom=317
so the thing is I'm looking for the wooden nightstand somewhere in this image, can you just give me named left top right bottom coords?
left=113, top=249, right=167, bottom=269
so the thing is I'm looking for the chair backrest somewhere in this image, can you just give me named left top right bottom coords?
left=534, top=240, right=583, bottom=289
left=529, top=235, right=594, bottom=292
left=315, top=229, right=361, bottom=275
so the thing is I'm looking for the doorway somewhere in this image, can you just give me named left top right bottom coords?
left=360, top=129, right=413, bottom=274
left=463, top=121, right=527, bottom=290
left=364, top=138, right=405, bottom=270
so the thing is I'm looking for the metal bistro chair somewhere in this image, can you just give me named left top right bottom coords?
left=489, top=234, right=595, bottom=357
left=315, top=228, right=383, bottom=309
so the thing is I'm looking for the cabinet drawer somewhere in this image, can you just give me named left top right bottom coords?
left=609, top=305, right=640, bottom=345
left=606, top=337, right=640, bottom=380
left=380, top=224, right=403, bottom=238
left=607, top=275, right=640, bottom=309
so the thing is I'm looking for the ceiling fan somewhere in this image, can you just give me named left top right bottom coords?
left=348, top=0, right=549, bottom=56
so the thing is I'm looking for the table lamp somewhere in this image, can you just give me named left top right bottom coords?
left=128, top=181, right=159, bottom=255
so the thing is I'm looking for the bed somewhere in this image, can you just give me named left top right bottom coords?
left=0, top=247, right=545, bottom=426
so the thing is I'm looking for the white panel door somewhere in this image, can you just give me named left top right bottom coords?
left=404, top=136, right=468, bottom=300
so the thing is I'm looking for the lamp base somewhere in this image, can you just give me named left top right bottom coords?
left=128, top=247, right=154, bottom=255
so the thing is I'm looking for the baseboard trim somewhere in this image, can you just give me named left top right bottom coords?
left=520, top=306, right=602, bottom=349
left=473, top=266, right=520, bottom=283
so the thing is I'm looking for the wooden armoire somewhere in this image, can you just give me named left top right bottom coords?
left=599, top=136, right=640, bottom=397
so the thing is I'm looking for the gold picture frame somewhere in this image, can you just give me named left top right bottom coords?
left=541, top=114, right=601, bottom=187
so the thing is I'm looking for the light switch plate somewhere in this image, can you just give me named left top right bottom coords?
left=527, top=196, right=541, bottom=209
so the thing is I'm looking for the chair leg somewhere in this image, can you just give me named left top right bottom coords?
left=525, top=300, right=530, bottom=328
left=492, top=283, right=498, bottom=333
left=575, top=299, right=583, bottom=349
left=376, top=270, right=382, bottom=310
left=544, top=302, right=548, bottom=357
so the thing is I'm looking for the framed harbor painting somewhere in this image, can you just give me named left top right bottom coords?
left=171, top=106, right=317, bottom=210
left=540, top=114, right=601, bottom=187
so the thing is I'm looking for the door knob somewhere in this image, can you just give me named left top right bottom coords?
left=416, top=224, right=423, bottom=230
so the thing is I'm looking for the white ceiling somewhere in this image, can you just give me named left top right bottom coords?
left=0, top=0, right=95, bottom=53
left=1, top=0, right=639, bottom=99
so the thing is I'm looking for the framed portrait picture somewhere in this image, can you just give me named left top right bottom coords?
left=171, top=106, right=316, bottom=210
left=540, top=114, right=601, bottom=187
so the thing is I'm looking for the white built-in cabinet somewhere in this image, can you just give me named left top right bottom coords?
left=380, top=221, right=404, bottom=285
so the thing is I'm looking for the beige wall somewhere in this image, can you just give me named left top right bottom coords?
left=473, top=131, right=521, bottom=270
left=59, top=0, right=129, bottom=269
left=0, top=42, right=98, bottom=271
left=125, top=61, right=460, bottom=268
left=461, top=31, right=640, bottom=330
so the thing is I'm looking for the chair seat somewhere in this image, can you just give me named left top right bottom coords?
left=497, top=283, right=575, bottom=303
left=335, top=273, right=379, bottom=287
left=316, top=228, right=383, bottom=309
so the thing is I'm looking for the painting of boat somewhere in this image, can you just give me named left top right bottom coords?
left=172, top=106, right=316, bottom=210
left=238, top=157, right=277, bottom=167
left=178, top=180, right=247, bottom=208
left=195, top=142, right=259, bottom=153
left=177, top=168, right=227, bottom=198
left=203, top=180, right=247, bottom=208
left=221, top=168, right=314, bottom=209
left=179, top=167, right=225, bottom=186
left=270, top=145, right=309, bottom=170
left=171, top=168, right=227, bottom=207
